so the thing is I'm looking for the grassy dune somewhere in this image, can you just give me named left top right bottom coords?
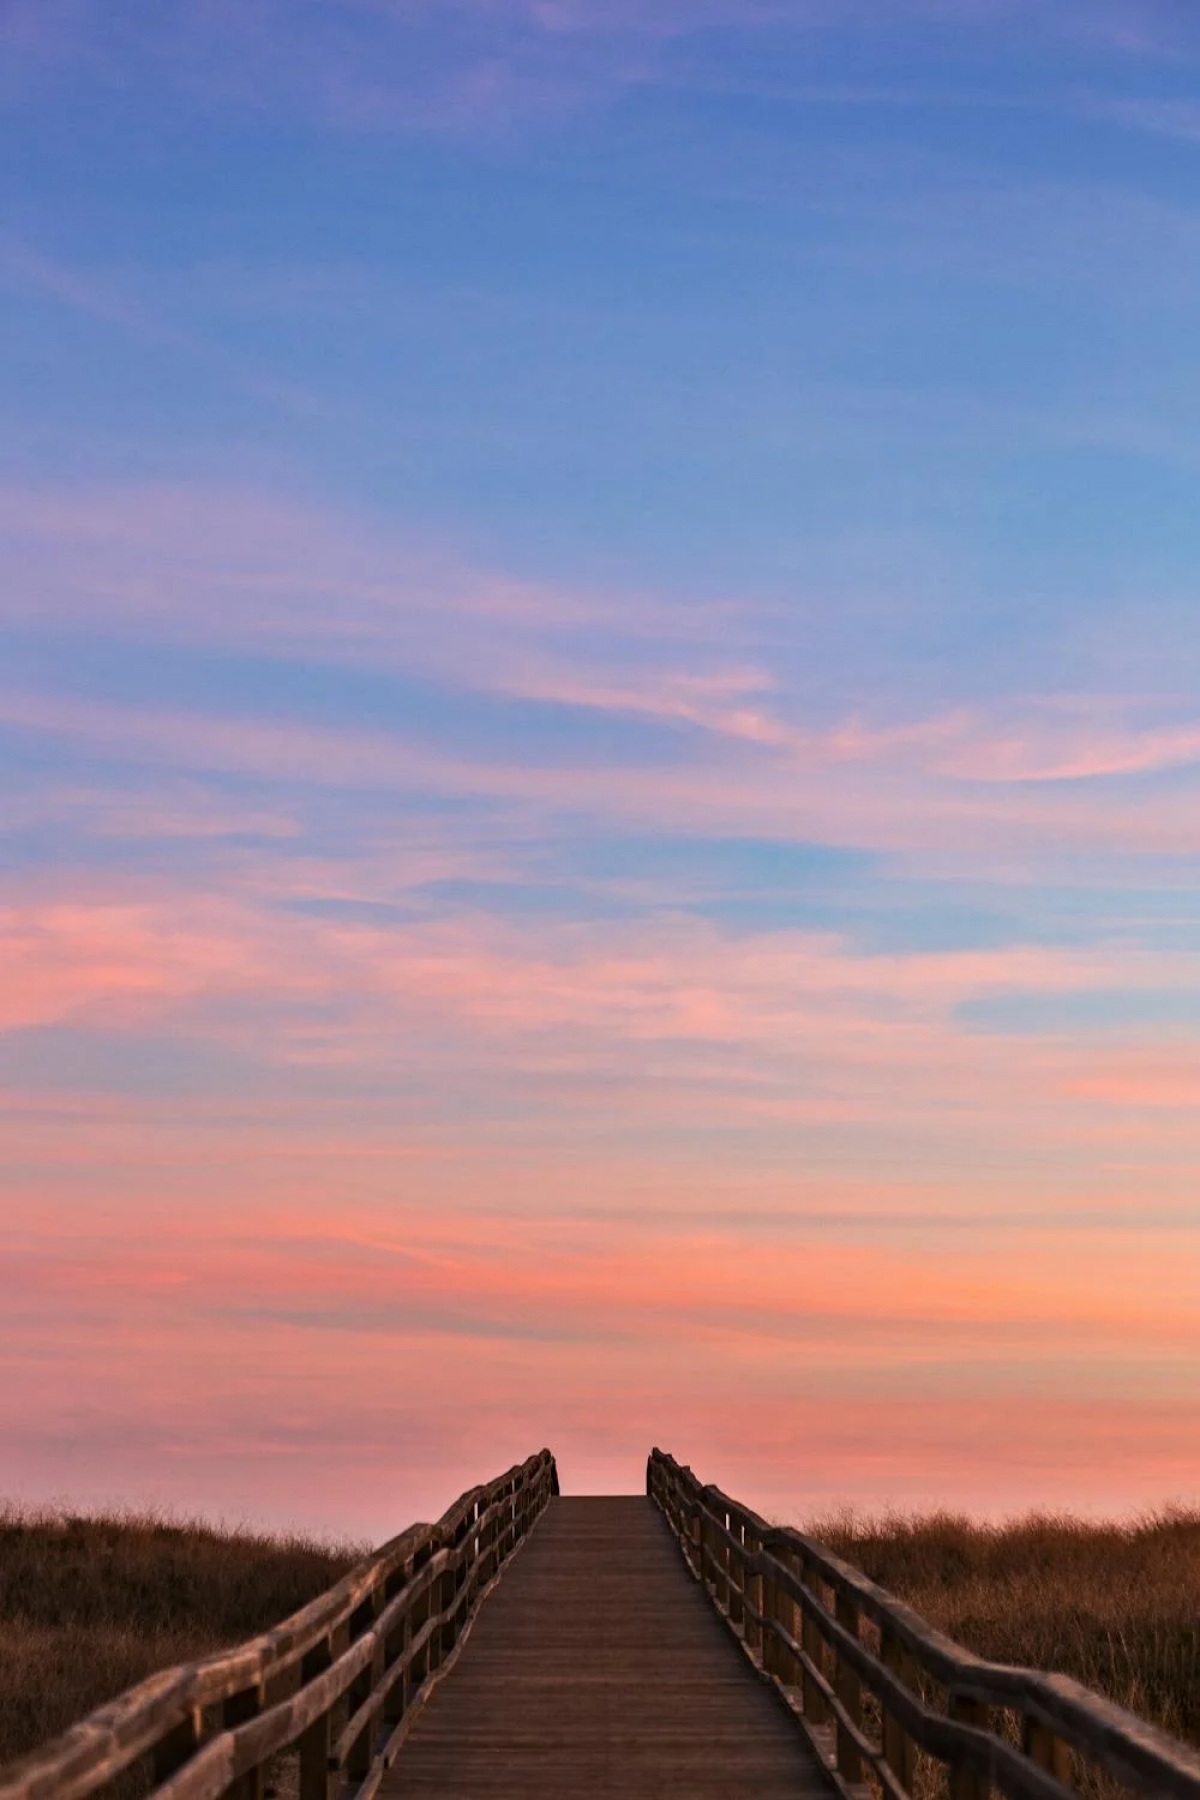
left=0, top=1506, right=359, bottom=1773
left=3, top=1501, right=1199, bottom=1788
left=809, top=1507, right=1200, bottom=1753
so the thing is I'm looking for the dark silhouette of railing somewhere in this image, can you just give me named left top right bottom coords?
left=648, top=1447, right=1200, bottom=1800
left=0, top=1451, right=557, bottom=1800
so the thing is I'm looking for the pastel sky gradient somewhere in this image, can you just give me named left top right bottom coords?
left=3, top=0, right=1200, bottom=1538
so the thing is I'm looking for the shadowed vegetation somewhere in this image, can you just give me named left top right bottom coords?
left=807, top=1507, right=1200, bottom=1759
left=4, top=1501, right=1200, bottom=1792
left=0, top=1505, right=360, bottom=1773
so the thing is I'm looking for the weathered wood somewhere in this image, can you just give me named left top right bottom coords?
left=1023, top=1718, right=1072, bottom=1791
left=882, top=1627, right=918, bottom=1792
left=384, top=1497, right=830, bottom=1799
left=344, top=1589, right=380, bottom=1784
left=744, top=1520, right=764, bottom=1657
left=380, top=1569, right=408, bottom=1733
left=648, top=1448, right=1200, bottom=1800
left=296, top=1639, right=333, bottom=1800
left=219, top=1686, right=264, bottom=1800
left=729, top=1513, right=745, bottom=1628
left=950, top=1693, right=991, bottom=1800
left=152, top=1714, right=201, bottom=1786
left=771, top=1542, right=803, bottom=1686
left=801, top=1558, right=831, bottom=1727
left=835, top=1592, right=864, bottom=1784
left=0, top=1452, right=557, bottom=1800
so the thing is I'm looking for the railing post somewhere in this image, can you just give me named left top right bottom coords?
left=762, top=1548, right=778, bottom=1676
left=485, top=1498, right=499, bottom=1583
left=221, top=1683, right=265, bottom=1800
left=439, top=1553, right=457, bottom=1664
left=298, top=1637, right=334, bottom=1800
left=800, top=1557, right=829, bottom=1727
left=770, top=1543, right=803, bottom=1690
left=709, top=1506, right=722, bottom=1609
left=834, top=1591, right=863, bottom=1784
left=730, top=1516, right=745, bottom=1630
left=744, top=1524, right=763, bottom=1659
left=881, top=1627, right=917, bottom=1794
left=949, top=1693, right=990, bottom=1800
left=408, top=1548, right=432, bottom=1696
left=427, top=1546, right=447, bottom=1674
left=719, top=1507, right=732, bottom=1616
left=1023, top=1716, right=1072, bottom=1791
left=345, top=1587, right=381, bottom=1783
left=152, top=1710, right=201, bottom=1787
left=383, top=1565, right=410, bottom=1735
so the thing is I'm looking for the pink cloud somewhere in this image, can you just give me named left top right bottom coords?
left=7, top=483, right=1200, bottom=887
left=1, top=867, right=1186, bottom=1044
left=2, top=861, right=1199, bottom=1230
left=2, top=1197, right=1197, bottom=1531
left=8, top=679, right=1200, bottom=882
left=1062, top=1052, right=1200, bottom=1109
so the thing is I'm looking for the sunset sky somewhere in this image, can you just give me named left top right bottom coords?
left=3, top=0, right=1200, bottom=1539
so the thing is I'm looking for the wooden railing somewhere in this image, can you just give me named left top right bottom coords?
left=648, top=1448, right=1200, bottom=1800
left=0, top=1451, right=557, bottom=1800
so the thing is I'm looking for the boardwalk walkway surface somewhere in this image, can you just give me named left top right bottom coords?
left=383, top=1495, right=831, bottom=1799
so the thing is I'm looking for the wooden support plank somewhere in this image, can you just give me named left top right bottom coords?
left=949, top=1693, right=991, bottom=1800
left=771, top=1544, right=803, bottom=1687
left=1024, top=1716, right=1073, bottom=1791
left=221, top=1684, right=265, bottom=1800
left=345, top=1589, right=382, bottom=1783
left=835, top=1592, right=864, bottom=1784
left=882, top=1628, right=917, bottom=1795
left=729, top=1518, right=745, bottom=1630
left=152, top=1710, right=201, bottom=1786
left=381, top=1570, right=409, bottom=1731
left=801, top=1559, right=830, bottom=1727
left=297, top=1639, right=333, bottom=1800
left=744, top=1526, right=763, bottom=1658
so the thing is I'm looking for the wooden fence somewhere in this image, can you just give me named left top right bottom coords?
left=648, top=1448, right=1200, bottom=1800
left=0, top=1451, right=557, bottom=1800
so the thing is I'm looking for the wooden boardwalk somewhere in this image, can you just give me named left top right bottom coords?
left=383, top=1496, right=831, bottom=1798
left=10, top=1452, right=1200, bottom=1800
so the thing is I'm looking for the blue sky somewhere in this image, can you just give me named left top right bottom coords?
left=2, top=0, right=1200, bottom=1529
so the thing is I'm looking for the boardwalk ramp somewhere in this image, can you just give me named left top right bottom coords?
left=387, top=1495, right=827, bottom=1798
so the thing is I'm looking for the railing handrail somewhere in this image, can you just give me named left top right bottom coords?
left=649, top=1446, right=1200, bottom=1800
left=0, top=1450, right=558, bottom=1800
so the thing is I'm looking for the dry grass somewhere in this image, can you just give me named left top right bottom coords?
left=806, top=1506, right=1200, bottom=1757
left=0, top=1504, right=361, bottom=1775
left=4, top=1498, right=1200, bottom=1797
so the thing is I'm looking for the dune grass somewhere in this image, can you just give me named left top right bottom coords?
left=807, top=1506, right=1200, bottom=1756
left=0, top=1505, right=360, bottom=1775
left=3, top=1499, right=1199, bottom=1793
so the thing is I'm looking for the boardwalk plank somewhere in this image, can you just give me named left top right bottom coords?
left=384, top=1496, right=831, bottom=1799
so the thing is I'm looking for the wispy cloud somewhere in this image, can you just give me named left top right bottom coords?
left=7, top=481, right=1200, bottom=812
left=0, top=234, right=164, bottom=333
left=2, top=1194, right=1197, bottom=1529
left=6, top=0, right=1200, bottom=136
